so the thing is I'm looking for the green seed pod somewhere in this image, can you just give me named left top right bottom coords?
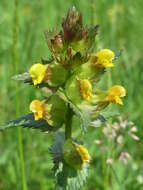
left=65, top=75, right=93, bottom=104
left=65, top=75, right=82, bottom=105
left=75, top=61, right=104, bottom=82
left=63, top=139, right=91, bottom=170
left=48, top=63, right=68, bottom=87
left=45, top=94, right=68, bottom=127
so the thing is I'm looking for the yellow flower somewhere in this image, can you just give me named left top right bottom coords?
left=29, top=63, right=47, bottom=85
left=107, top=85, right=126, bottom=105
left=29, top=100, right=45, bottom=120
left=79, top=79, right=92, bottom=102
left=93, top=49, right=115, bottom=68
left=75, top=144, right=91, bottom=164
left=63, top=139, right=91, bottom=170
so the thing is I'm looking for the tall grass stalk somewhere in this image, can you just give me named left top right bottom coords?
left=13, top=0, right=27, bottom=189
left=90, top=0, right=96, bottom=25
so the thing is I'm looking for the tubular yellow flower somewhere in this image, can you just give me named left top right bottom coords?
left=107, top=85, right=126, bottom=105
left=75, top=144, right=91, bottom=164
left=94, top=49, right=115, bottom=68
left=29, top=100, right=45, bottom=120
left=79, top=79, right=92, bottom=102
left=29, top=63, right=47, bottom=85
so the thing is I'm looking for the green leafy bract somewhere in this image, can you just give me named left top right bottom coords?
left=50, top=132, right=88, bottom=190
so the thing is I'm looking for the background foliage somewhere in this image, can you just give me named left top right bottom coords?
left=0, top=0, right=143, bottom=189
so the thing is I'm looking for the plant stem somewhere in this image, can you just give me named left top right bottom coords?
left=65, top=105, right=73, bottom=140
left=91, top=0, right=96, bottom=25
left=13, top=1, right=27, bottom=190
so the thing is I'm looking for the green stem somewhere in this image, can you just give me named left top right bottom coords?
left=13, top=1, right=27, bottom=190
left=91, top=0, right=96, bottom=25
left=102, top=153, right=108, bottom=190
left=65, top=105, right=73, bottom=140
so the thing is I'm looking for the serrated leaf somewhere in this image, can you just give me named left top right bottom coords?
left=101, top=110, right=120, bottom=119
left=50, top=132, right=65, bottom=155
left=96, top=114, right=106, bottom=122
left=58, top=90, right=106, bottom=132
left=69, top=103, right=90, bottom=132
left=0, top=113, right=56, bottom=132
left=12, top=72, right=32, bottom=84
left=58, top=90, right=89, bottom=131
left=114, top=49, right=123, bottom=61
left=49, top=131, right=89, bottom=190
left=67, top=166, right=88, bottom=190
left=55, top=162, right=88, bottom=190
left=50, top=132, right=65, bottom=174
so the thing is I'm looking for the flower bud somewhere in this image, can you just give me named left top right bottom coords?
left=50, top=34, right=63, bottom=53
left=63, top=139, right=91, bottom=170
left=62, top=7, right=82, bottom=42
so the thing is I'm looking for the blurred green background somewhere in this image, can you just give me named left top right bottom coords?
left=0, top=0, right=143, bottom=189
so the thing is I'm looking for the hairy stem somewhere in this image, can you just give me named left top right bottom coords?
left=13, top=0, right=27, bottom=190
left=65, top=105, right=73, bottom=140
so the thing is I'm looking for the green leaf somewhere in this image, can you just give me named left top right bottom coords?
left=114, top=49, right=123, bottom=61
left=49, top=132, right=65, bottom=174
left=49, top=132, right=89, bottom=190
left=47, top=94, right=68, bottom=127
left=65, top=75, right=82, bottom=105
left=0, top=113, right=56, bottom=132
left=12, top=72, right=32, bottom=84
left=67, top=166, right=88, bottom=190
left=55, top=162, right=88, bottom=190
left=49, top=64, right=68, bottom=87
left=58, top=90, right=90, bottom=131
left=101, top=110, right=120, bottom=119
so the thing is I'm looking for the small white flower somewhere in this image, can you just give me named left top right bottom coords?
left=106, top=158, right=113, bottom=165
left=117, top=135, right=123, bottom=144
left=119, top=152, right=131, bottom=165
left=94, top=139, right=102, bottom=145
left=130, top=134, right=139, bottom=141
left=130, top=126, right=137, bottom=133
